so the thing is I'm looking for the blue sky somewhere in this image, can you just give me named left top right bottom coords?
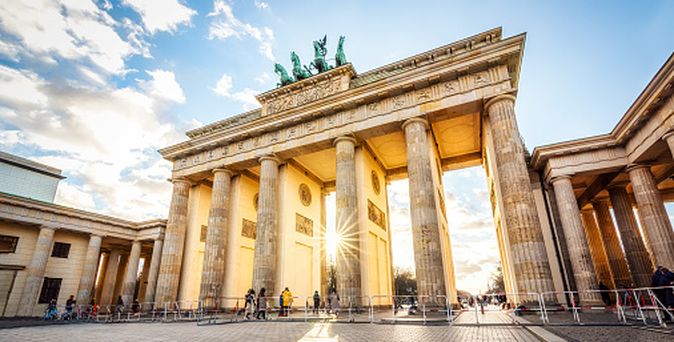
left=0, top=1, right=672, bottom=294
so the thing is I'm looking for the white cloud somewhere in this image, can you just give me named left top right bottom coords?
left=207, top=0, right=275, bottom=61
left=122, top=0, right=197, bottom=35
left=140, top=69, right=187, bottom=104
left=0, top=65, right=186, bottom=220
left=255, top=72, right=271, bottom=84
left=0, top=0, right=143, bottom=74
left=254, top=1, right=269, bottom=10
left=212, top=73, right=260, bottom=110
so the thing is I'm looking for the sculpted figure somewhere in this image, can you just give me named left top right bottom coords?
left=291, top=52, right=312, bottom=81
left=311, top=35, right=331, bottom=73
left=274, top=63, right=294, bottom=87
left=335, top=36, right=347, bottom=67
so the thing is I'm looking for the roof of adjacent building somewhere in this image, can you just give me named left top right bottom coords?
left=0, top=151, right=65, bottom=179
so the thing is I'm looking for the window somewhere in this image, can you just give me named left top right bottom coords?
left=51, top=242, right=71, bottom=258
left=38, top=277, right=62, bottom=303
left=0, top=235, right=19, bottom=253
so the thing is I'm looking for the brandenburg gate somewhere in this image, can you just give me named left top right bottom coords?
left=155, top=27, right=570, bottom=307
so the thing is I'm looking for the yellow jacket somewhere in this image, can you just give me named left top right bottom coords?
left=282, top=290, right=293, bottom=305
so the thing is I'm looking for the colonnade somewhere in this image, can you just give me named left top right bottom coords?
left=549, top=141, right=674, bottom=304
left=15, top=227, right=163, bottom=316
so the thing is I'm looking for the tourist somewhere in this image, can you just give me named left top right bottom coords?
left=244, top=289, right=255, bottom=320
left=43, top=299, right=58, bottom=320
left=64, top=295, right=76, bottom=320
left=278, top=291, right=284, bottom=316
left=329, top=291, right=340, bottom=318
left=282, top=287, right=293, bottom=316
left=87, top=298, right=98, bottom=319
left=598, top=282, right=611, bottom=306
left=115, top=296, right=125, bottom=316
left=313, top=290, right=320, bottom=314
left=256, top=288, right=267, bottom=320
left=132, top=299, right=140, bottom=313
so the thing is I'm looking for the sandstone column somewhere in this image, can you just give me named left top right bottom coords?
left=17, top=226, right=56, bottom=316
left=579, top=209, right=614, bottom=287
left=591, top=200, right=632, bottom=287
left=551, top=176, right=602, bottom=305
left=333, top=137, right=362, bottom=303
left=143, top=239, right=163, bottom=304
left=100, top=249, right=121, bottom=305
left=155, top=178, right=191, bottom=306
left=608, top=185, right=653, bottom=287
left=76, top=234, right=103, bottom=305
left=121, top=240, right=142, bottom=306
left=484, top=95, right=556, bottom=298
left=402, top=118, right=446, bottom=301
left=627, top=164, right=674, bottom=268
left=252, top=155, right=281, bottom=295
left=200, top=168, right=233, bottom=307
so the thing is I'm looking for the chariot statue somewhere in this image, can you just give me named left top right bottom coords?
left=274, top=35, right=347, bottom=87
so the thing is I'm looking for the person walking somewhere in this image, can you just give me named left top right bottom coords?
left=244, top=289, right=255, bottom=320
left=64, top=295, right=76, bottom=320
left=282, top=287, right=293, bottom=317
left=44, top=298, right=58, bottom=320
left=278, top=291, right=284, bottom=317
left=329, top=291, right=340, bottom=318
left=256, top=288, right=267, bottom=320
left=115, top=296, right=125, bottom=316
left=313, top=290, right=320, bottom=315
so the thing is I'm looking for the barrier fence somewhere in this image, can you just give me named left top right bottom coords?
left=34, top=285, right=674, bottom=328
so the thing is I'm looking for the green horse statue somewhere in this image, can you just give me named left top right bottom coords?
left=335, top=36, right=347, bottom=67
left=291, top=52, right=312, bottom=81
left=311, top=35, right=331, bottom=73
left=274, top=63, right=294, bottom=87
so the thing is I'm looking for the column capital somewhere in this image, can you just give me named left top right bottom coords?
left=606, top=182, right=629, bottom=191
left=590, top=198, right=610, bottom=206
left=333, top=135, right=358, bottom=146
left=258, top=154, right=282, bottom=165
left=484, top=94, right=517, bottom=113
left=212, top=168, right=234, bottom=177
left=625, top=163, right=651, bottom=173
left=40, top=224, right=59, bottom=231
left=401, top=117, right=429, bottom=131
left=662, top=130, right=674, bottom=142
left=171, top=177, right=192, bottom=186
left=550, top=174, right=572, bottom=184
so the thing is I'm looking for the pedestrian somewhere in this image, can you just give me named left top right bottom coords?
left=87, top=298, right=98, bottom=319
left=282, top=287, right=293, bottom=316
left=329, top=290, right=340, bottom=318
left=44, top=298, right=58, bottom=320
left=313, top=290, right=320, bottom=315
left=115, top=296, right=125, bottom=316
left=132, top=299, right=140, bottom=313
left=256, top=288, right=267, bottom=320
left=64, top=295, right=76, bottom=320
left=598, top=282, right=611, bottom=306
left=278, top=291, right=284, bottom=316
left=244, top=289, right=255, bottom=320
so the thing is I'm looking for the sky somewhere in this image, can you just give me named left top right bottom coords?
left=0, top=0, right=673, bottom=294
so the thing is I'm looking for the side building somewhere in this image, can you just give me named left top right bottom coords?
left=0, top=152, right=166, bottom=317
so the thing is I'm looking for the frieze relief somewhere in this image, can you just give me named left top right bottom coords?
left=173, top=65, right=509, bottom=172
left=367, top=199, right=386, bottom=230
left=266, top=78, right=342, bottom=115
left=295, top=213, right=314, bottom=236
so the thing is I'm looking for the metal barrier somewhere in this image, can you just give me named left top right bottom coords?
left=458, top=292, right=545, bottom=326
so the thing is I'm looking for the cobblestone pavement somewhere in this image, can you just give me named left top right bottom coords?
left=2, top=321, right=542, bottom=341
left=544, top=325, right=674, bottom=342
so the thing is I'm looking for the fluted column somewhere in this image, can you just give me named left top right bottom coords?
left=143, top=239, right=163, bottom=303
left=76, top=234, right=103, bottom=305
left=121, top=240, right=142, bottom=306
left=608, top=185, right=653, bottom=287
left=579, top=209, right=614, bottom=287
left=484, top=95, right=556, bottom=298
left=402, top=118, right=446, bottom=300
left=551, top=176, right=602, bottom=305
left=627, top=164, right=674, bottom=268
left=155, top=178, right=191, bottom=306
left=591, top=200, right=632, bottom=287
left=99, top=249, right=121, bottom=305
left=17, top=226, right=57, bottom=316
left=200, top=168, right=233, bottom=307
left=252, top=155, right=281, bottom=295
left=334, top=137, right=362, bottom=302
